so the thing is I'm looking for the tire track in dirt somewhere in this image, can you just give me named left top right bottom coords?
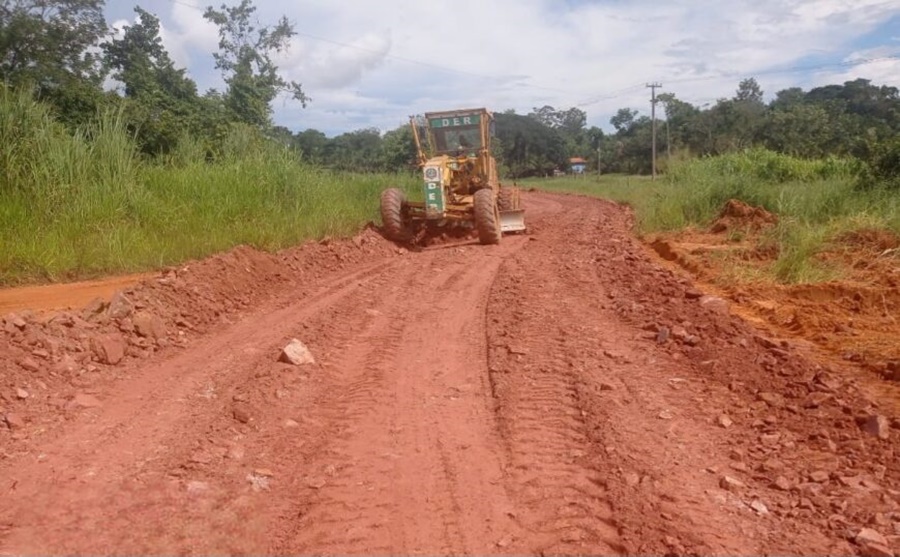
left=272, top=243, right=531, bottom=554
left=0, top=259, right=402, bottom=554
left=4, top=190, right=885, bottom=556
left=487, top=208, right=625, bottom=554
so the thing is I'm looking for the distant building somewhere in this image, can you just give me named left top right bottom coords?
left=569, top=157, right=587, bottom=174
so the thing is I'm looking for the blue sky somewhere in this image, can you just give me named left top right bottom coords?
left=104, top=0, right=900, bottom=136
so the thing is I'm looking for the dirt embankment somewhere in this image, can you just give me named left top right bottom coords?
left=0, top=193, right=898, bottom=556
left=649, top=199, right=900, bottom=388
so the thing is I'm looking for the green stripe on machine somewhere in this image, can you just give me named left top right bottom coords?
left=429, top=114, right=481, bottom=128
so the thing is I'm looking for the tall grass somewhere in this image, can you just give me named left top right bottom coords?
left=0, top=88, right=418, bottom=285
left=527, top=149, right=899, bottom=284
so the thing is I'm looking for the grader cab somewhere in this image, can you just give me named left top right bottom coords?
left=380, top=108, right=525, bottom=245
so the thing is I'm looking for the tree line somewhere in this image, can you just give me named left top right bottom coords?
left=2, top=0, right=898, bottom=184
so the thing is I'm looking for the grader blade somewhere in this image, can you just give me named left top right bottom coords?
left=500, top=209, right=526, bottom=232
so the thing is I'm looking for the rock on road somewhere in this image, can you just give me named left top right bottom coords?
left=0, top=192, right=894, bottom=555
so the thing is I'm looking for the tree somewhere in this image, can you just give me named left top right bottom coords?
left=0, top=0, right=107, bottom=87
left=0, top=0, right=109, bottom=126
left=380, top=125, right=417, bottom=172
left=102, top=7, right=207, bottom=154
left=610, top=108, right=637, bottom=133
left=495, top=112, right=568, bottom=178
left=293, top=128, right=327, bottom=164
left=203, top=0, right=308, bottom=128
left=735, top=78, right=764, bottom=104
left=103, top=7, right=195, bottom=100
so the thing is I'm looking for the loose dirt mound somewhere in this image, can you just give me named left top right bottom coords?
left=649, top=225, right=900, bottom=385
left=0, top=226, right=396, bottom=438
left=711, top=199, right=778, bottom=233
left=837, top=228, right=900, bottom=252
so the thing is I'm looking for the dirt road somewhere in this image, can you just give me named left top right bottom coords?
left=1, top=192, right=897, bottom=555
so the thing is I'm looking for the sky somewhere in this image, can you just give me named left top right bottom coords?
left=103, top=0, right=900, bottom=136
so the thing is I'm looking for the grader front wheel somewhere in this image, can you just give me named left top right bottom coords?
left=474, top=188, right=501, bottom=245
left=380, top=188, right=408, bottom=241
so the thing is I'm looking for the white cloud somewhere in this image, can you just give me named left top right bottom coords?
left=109, top=0, right=900, bottom=134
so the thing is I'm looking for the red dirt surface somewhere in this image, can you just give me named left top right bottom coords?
left=710, top=199, right=779, bottom=234
left=650, top=215, right=900, bottom=387
left=1, top=192, right=899, bottom=555
left=0, top=273, right=152, bottom=314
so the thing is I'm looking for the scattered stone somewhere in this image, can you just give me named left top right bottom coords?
left=107, top=292, right=134, bottom=319
left=15, top=388, right=28, bottom=399
left=253, top=468, right=275, bottom=477
left=9, top=315, right=27, bottom=330
left=760, top=433, right=781, bottom=446
left=804, top=392, right=833, bottom=409
left=855, top=528, right=892, bottom=557
left=18, top=357, right=39, bottom=372
left=656, top=327, right=670, bottom=344
left=91, top=334, right=126, bottom=365
left=226, top=445, right=245, bottom=460
left=73, top=393, right=102, bottom=408
left=772, top=476, right=792, bottom=491
left=717, top=414, right=734, bottom=428
left=283, top=419, right=300, bottom=428
left=699, top=296, right=729, bottom=315
left=810, top=470, right=830, bottom=483
left=657, top=410, right=674, bottom=420
left=306, top=477, right=327, bottom=489
left=232, top=406, right=252, bottom=424
left=750, top=499, right=769, bottom=515
left=599, top=382, right=615, bottom=391
left=247, top=472, right=270, bottom=491
left=4, top=413, right=25, bottom=430
left=730, top=462, right=749, bottom=473
left=133, top=311, right=166, bottom=340
left=685, top=289, right=704, bottom=300
left=186, top=480, right=209, bottom=494
left=279, top=339, right=316, bottom=366
left=757, top=392, right=784, bottom=408
left=84, top=297, right=107, bottom=315
left=624, top=473, right=640, bottom=487
left=861, top=415, right=891, bottom=440
left=720, top=475, right=746, bottom=491
left=232, top=393, right=249, bottom=402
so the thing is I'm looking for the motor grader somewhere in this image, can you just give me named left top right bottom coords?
left=380, top=108, right=525, bottom=245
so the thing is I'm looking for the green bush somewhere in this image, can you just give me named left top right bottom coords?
left=0, top=85, right=419, bottom=284
left=857, top=137, right=900, bottom=190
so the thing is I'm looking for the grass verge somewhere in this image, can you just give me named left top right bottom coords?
left=0, top=88, right=418, bottom=285
left=524, top=150, right=899, bottom=284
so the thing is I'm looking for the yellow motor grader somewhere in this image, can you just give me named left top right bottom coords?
left=380, top=108, right=525, bottom=244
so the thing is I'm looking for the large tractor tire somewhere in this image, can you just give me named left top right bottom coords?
left=497, top=186, right=520, bottom=211
left=474, top=188, right=502, bottom=245
left=380, top=188, right=408, bottom=241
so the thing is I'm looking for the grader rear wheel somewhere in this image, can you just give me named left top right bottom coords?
left=474, top=188, right=501, bottom=245
left=380, top=188, right=408, bottom=241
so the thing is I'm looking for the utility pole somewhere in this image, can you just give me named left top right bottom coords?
left=666, top=118, right=671, bottom=162
left=647, top=82, right=662, bottom=180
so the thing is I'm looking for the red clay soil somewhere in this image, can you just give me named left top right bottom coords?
left=1, top=192, right=899, bottom=555
left=710, top=199, right=779, bottom=233
left=650, top=219, right=900, bottom=390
